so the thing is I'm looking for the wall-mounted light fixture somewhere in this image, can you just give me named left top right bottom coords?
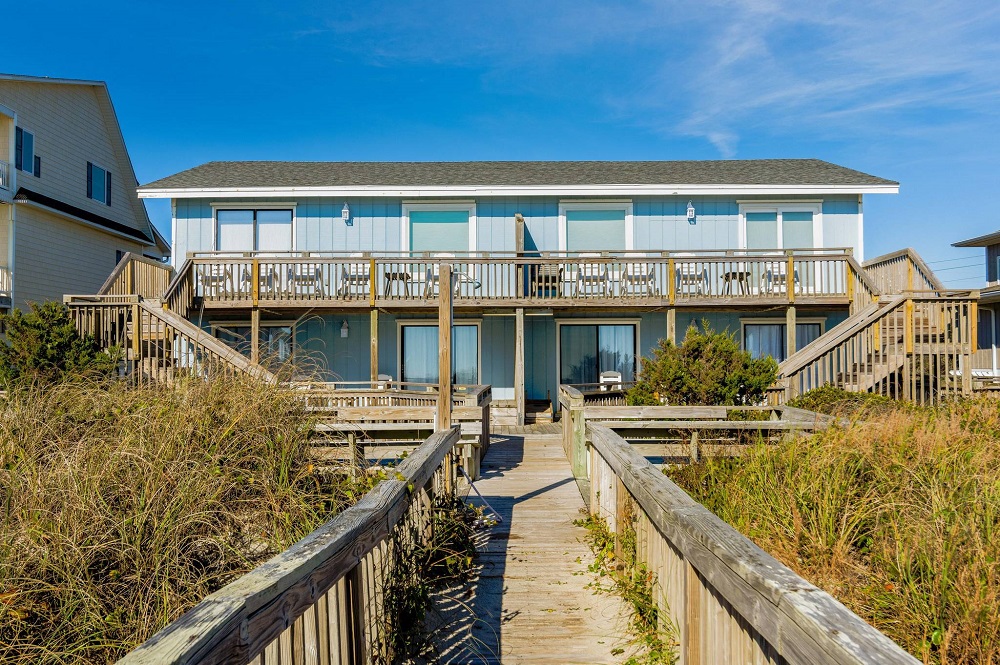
left=340, top=320, right=349, bottom=338
left=342, top=202, right=352, bottom=226
left=686, top=201, right=696, bottom=224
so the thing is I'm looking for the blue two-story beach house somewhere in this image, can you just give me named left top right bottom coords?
left=137, top=159, right=900, bottom=420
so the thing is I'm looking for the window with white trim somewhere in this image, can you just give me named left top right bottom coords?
left=15, top=127, right=40, bottom=177
left=399, top=323, right=480, bottom=384
left=216, top=208, right=293, bottom=252
left=87, top=162, right=111, bottom=205
left=742, top=320, right=823, bottom=362
left=559, top=202, right=633, bottom=252
left=402, top=203, right=476, bottom=254
left=741, top=204, right=820, bottom=250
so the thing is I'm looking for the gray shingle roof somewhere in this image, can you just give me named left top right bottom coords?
left=140, top=159, right=897, bottom=190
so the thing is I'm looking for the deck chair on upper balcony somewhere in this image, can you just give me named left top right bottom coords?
left=760, top=261, right=800, bottom=295
left=574, top=253, right=610, bottom=297
left=619, top=260, right=657, bottom=296
left=674, top=253, right=710, bottom=296
left=286, top=263, right=326, bottom=298
left=422, top=253, right=482, bottom=298
left=337, top=253, right=370, bottom=298
left=197, top=263, right=234, bottom=300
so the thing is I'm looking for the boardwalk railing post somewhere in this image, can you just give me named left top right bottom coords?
left=437, top=264, right=453, bottom=430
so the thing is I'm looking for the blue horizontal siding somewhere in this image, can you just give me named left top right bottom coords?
left=175, top=194, right=862, bottom=257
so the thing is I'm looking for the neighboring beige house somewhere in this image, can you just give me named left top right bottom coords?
left=0, top=73, right=166, bottom=311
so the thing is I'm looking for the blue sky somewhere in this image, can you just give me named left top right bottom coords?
left=9, top=0, right=1000, bottom=286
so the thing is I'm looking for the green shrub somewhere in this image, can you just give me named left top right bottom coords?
left=788, top=384, right=896, bottom=417
left=626, top=322, right=777, bottom=406
left=0, top=302, right=119, bottom=388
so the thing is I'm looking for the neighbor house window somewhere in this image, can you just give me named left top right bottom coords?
left=559, top=322, right=636, bottom=385
left=213, top=323, right=294, bottom=365
left=15, top=127, right=40, bottom=177
left=741, top=204, right=820, bottom=250
left=399, top=323, right=479, bottom=385
left=216, top=208, right=293, bottom=252
left=403, top=203, right=475, bottom=254
left=87, top=162, right=112, bottom=205
left=743, top=321, right=823, bottom=362
left=559, top=202, right=633, bottom=252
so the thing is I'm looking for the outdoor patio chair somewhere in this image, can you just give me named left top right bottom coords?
left=674, top=253, right=710, bottom=296
left=620, top=261, right=656, bottom=296
left=761, top=261, right=800, bottom=295
left=575, top=253, right=610, bottom=297
left=376, top=373, right=393, bottom=389
left=240, top=265, right=276, bottom=297
left=286, top=263, right=326, bottom=298
left=336, top=252, right=370, bottom=297
left=197, top=264, right=233, bottom=299
left=423, top=253, right=482, bottom=297
left=599, top=370, right=623, bottom=391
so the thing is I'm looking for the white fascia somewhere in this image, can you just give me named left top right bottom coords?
left=138, top=183, right=900, bottom=199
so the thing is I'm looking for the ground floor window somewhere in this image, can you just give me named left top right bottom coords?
left=400, top=324, right=479, bottom=385
left=743, top=321, right=822, bottom=362
left=559, top=323, right=636, bottom=385
left=213, top=323, right=294, bottom=365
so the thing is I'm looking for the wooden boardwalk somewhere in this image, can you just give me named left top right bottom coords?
left=433, top=431, right=630, bottom=664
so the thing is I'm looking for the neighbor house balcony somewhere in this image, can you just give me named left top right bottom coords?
left=0, top=159, right=10, bottom=204
left=165, top=248, right=870, bottom=314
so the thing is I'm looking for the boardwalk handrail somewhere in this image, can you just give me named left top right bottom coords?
left=99, top=252, right=173, bottom=298
left=583, top=423, right=918, bottom=665
left=863, top=248, right=944, bottom=293
left=119, top=427, right=462, bottom=664
left=774, top=291, right=978, bottom=404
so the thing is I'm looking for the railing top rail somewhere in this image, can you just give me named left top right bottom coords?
left=64, top=294, right=141, bottom=304
left=862, top=247, right=945, bottom=291
left=587, top=423, right=918, bottom=665
left=118, top=427, right=461, bottom=665
left=846, top=255, right=881, bottom=296
left=185, top=247, right=855, bottom=260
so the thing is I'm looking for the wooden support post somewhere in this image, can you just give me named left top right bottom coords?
left=786, top=305, right=797, bottom=360
left=515, top=307, right=525, bottom=426
left=368, top=258, right=377, bottom=307
left=667, top=258, right=676, bottom=306
left=689, top=429, right=700, bottom=464
left=787, top=254, right=795, bottom=303
left=437, top=264, right=453, bottom=430
left=344, top=565, right=365, bottom=665
left=515, top=212, right=525, bottom=297
left=971, top=299, right=979, bottom=355
left=250, top=307, right=261, bottom=365
left=846, top=260, right=855, bottom=304
left=667, top=308, right=677, bottom=346
left=571, top=396, right=586, bottom=479
left=907, top=260, right=915, bottom=292
left=369, top=309, right=379, bottom=382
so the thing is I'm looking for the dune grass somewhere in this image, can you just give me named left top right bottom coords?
left=0, top=377, right=378, bottom=664
left=668, top=396, right=1000, bottom=664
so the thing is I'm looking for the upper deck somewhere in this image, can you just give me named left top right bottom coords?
left=166, top=247, right=872, bottom=313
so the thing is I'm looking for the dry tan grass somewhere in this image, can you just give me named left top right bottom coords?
left=670, top=398, right=1000, bottom=665
left=0, top=377, right=376, bottom=664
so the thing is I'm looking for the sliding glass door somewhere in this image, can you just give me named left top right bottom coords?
left=559, top=323, right=636, bottom=385
left=400, top=324, right=479, bottom=384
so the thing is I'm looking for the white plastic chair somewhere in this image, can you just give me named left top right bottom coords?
left=599, top=370, right=623, bottom=392
left=575, top=253, right=610, bottom=297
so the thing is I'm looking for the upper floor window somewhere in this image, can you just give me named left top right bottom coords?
left=216, top=208, right=293, bottom=252
left=740, top=203, right=821, bottom=250
left=15, top=127, right=40, bottom=177
left=87, top=162, right=112, bottom=206
left=402, top=203, right=476, bottom=254
left=559, top=202, right=633, bottom=253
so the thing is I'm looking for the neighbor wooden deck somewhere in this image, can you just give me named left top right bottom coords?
left=434, top=432, right=630, bottom=664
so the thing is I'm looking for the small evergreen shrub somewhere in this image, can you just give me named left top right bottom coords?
left=0, top=302, right=120, bottom=388
left=626, top=322, right=777, bottom=406
left=788, top=384, right=896, bottom=417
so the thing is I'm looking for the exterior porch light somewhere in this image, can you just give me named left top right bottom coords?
left=342, top=202, right=352, bottom=226
left=686, top=201, right=696, bottom=224
left=341, top=320, right=349, bottom=338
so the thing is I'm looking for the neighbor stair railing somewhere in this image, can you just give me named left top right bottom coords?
left=862, top=248, right=944, bottom=295
left=580, top=423, right=919, bottom=665
left=99, top=252, right=173, bottom=299
left=118, top=427, right=463, bottom=665
left=772, top=291, right=978, bottom=405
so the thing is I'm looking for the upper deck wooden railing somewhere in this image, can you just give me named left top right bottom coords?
left=0, top=264, right=11, bottom=305
left=579, top=423, right=919, bottom=665
left=99, top=252, right=173, bottom=299
left=118, top=427, right=464, bottom=665
left=863, top=248, right=944, bottom=295
left=163, top=248, right=860, bottom=311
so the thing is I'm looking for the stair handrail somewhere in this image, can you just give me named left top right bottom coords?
left=847, top=254, right=881, bottom=313
left=162, top=257, right=195, bottom=317
left=863, top=247, right=945, bottom=293
left=137, top=301, right=278, bottom=384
